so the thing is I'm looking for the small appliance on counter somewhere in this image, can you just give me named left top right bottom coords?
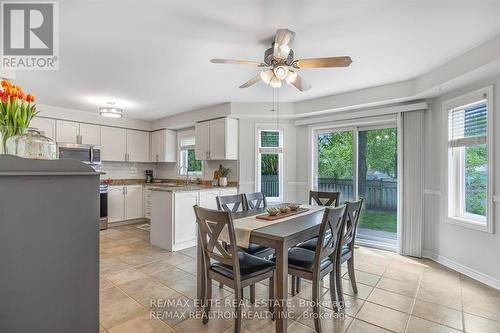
left=145, top=169, right=154, bottom=183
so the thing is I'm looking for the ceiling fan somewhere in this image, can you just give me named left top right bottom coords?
left=210, top=29, right=352, bottom=91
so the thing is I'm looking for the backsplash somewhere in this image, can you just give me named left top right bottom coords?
left=156, top=160, right=238, bottom=181
left=99, top=160, right=238, bottom=181
left=98, top=162, right=157, bottom=180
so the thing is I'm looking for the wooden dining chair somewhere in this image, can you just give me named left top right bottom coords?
left=194, top=205, right=276, bottom=333
left=337, top=199, right=364, bottom=302
left=291, top=191, right=341, bottom=293
left=286, top=205, right=346, bottom=333
left=243, top=192, right=267, bottom=210
left=216, top=194, right=246, bottom=213
left=216, top=192, right=274, bottom=302
left=309, top=190, right=340, bottom=207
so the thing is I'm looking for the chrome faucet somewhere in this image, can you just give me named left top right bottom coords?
left=179, top=165, right=191, bottom=185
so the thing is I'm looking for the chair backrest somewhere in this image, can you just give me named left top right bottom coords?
left=341, top=199, right=364, bottom=249
left=314, top=205, right=346, bottom=264
left=309, top=191, right=340, bottom=207
left=216, top=194, right=246, bottom=212
left=193, top=205, right=239, bottom=272
left=244, top=192, right=267, bottom=210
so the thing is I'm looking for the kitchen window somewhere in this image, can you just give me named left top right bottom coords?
left=446, top=87, right=493, bottom=232
left=256, top=128, right=284, bottom=202
left=179, top=135, right=202, bottom=177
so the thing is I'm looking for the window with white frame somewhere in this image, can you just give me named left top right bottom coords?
left=179, top=134, right=202, bottom=177
left=446, top=87, right=493, bottom=232
left=256, top=128, right=284, bottom=202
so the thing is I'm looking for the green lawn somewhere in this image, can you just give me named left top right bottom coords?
left=358, top=209, right=397, bottom=233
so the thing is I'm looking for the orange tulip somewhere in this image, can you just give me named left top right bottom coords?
left=26, top=93, right=35, bottom=103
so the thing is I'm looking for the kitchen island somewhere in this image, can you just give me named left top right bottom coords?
left=150, top=185, right=237, bottom=251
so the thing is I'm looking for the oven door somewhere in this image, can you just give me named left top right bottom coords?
left=57, top=144, right=92, bottom=163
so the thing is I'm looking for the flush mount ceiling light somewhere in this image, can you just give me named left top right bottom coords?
left=99, top=102, right=123, bottom=118
left=210, top=28, right=352, bottom=91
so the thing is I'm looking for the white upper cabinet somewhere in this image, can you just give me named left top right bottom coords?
left=195, top=118, right=238, bottom=160
left=79, top=124, right=100, bottom=145
left=151, top=129, right=176, bottom=162
left=195, top=121, right=210, bottom=160
left=55, top=121, right=100, bottom=145
left=101, top=126, right=127, bottom=161
left=30, top=117, right=55, bottom=141
left=126, top=130, right=150, bottom=162
left=56, top=120, right=79, bottom=144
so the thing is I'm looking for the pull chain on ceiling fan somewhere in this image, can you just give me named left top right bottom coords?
left=210, top=29, right=352, bottom=91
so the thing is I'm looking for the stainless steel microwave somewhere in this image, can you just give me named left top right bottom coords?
left=57, top=143, right=102, bottom=165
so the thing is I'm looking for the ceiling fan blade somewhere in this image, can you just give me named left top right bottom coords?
left=291, top=74, right=311, bottom=91
left=295, top=56, right=352, bottom=69
left=273, top=29, right=295, bottom=59
left=239, top=73, right=262, bottom=88
left=210, top=58, right=266, bottom=66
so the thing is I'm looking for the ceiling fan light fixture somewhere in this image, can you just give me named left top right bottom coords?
left=273, top=66, right=288, bottom=80
left=269, top=76, right=282, bottom=88
left=285, top=70, right=298, bottom=84
left=260, top=69, right=274, bottom=84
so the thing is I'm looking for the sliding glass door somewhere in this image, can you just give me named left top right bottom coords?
left=357, top=128, right=398, bottom=248
left=313, top=125, right=398, bottom=250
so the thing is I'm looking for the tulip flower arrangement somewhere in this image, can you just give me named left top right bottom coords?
left=0, top=80, right=38, bottom=151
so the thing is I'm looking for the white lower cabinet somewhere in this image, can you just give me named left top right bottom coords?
left=150, top=188, right=237, bottom=251
left=199, top=190, right=220, bottom=210
left=108, top=185, right=144, bottom=224
left=125, top=185, right=144, bottom=220
left=173, top=192, right=199, bottom=247
left=108, top=186, right=125, bottom=223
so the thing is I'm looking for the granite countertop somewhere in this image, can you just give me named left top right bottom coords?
left=148, top=184, right=236, bottom=192
left=100, top=178, right=237, bottom=191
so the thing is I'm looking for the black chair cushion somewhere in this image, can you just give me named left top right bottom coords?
left=243, top=243, right=274, bottom=256
left=287, top=247, right=332, bottom=272
left=298, top=238, right=350, bottom=256
left=211, top=252, right=275, bottom=280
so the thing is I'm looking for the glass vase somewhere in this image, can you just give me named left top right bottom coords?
left=6, top=128, right=57, bottom=160
left=0, top=125, right=26, bottom=154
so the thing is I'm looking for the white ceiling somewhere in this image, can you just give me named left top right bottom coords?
left=14, top=0, right=500, bottom=120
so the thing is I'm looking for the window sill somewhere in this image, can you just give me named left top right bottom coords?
left=445, top=216, right=493, bottom=233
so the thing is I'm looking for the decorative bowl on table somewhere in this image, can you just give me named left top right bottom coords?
left=267, top=208, right=280, bottom=216
left=279, top=205, right=291, bottom=214
left=287, top=203, right=300, bottom=211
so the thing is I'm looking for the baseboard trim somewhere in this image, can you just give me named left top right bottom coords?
left=108, top=218, right=147, bottom=228
left=423, top=250, right=500, bottom=290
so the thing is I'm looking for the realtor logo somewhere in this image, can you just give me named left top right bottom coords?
left=1, top=1, right=59, bottom=70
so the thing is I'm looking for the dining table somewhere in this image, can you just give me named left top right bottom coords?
left=196, top=206, right=326, bottom=333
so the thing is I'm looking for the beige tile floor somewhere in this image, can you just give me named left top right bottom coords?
left=99, top=225, right=500, bottom=333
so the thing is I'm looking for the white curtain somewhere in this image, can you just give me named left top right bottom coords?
left=400, top=110, right=425, bottom=257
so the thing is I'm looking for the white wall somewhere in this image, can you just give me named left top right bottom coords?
left=424, top=75, right=500, bottom=288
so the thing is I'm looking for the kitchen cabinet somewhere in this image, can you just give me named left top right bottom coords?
left=79, top=123, right=100, bottom=145
left=108, top=186, right=125, bottom=223
left=101, top=126, right=127, bottom=161
left=108, top=185, right=144, bottom=224
left=30, top=117, right=55, bottom=141
left=151, top=129, right=177, bottom=162
left=125, top=185, right=143, bottom=220
left=199, top=190, right=220, bottom=210
left=194, top=121, right=210, bottom=160
left=56, top=120, right=79, bottom=143
left=195, top=118, right=238, bottom=160
left=173, top=191, right=199, bottom=247
left=144, top=187, right=152, bottom=219
left=126, top=130, right=150, bottom=162
left=151, top=187, right=238, bottom=251
left=56, top=120, right=100, bottom=145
